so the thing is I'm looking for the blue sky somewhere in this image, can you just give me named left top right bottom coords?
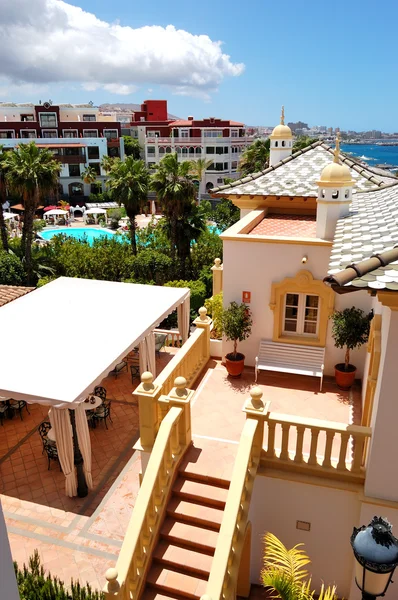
left=1, top=0, right=398, bottom=131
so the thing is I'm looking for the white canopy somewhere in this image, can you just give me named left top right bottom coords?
left=44, top=209, right=68, bottom=217
left=85, top=208, right=107, bottom=215
left=0, top=277, right=190, bottom=406
left=3, top=212, right=17, bottom=220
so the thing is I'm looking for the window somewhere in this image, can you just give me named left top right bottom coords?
left=206, top=146, right=215, bottom=154
left=90, top=183, right=102, bottom=194
left=231, top=161, right=238, bottom=170
left=151, top=131, right=160, bottom=137
left=181, top=147, right=188, bottom=155
left=159, top=147, right=165, bottom=154
left=83, top=129, right=98, bottom=138
left=87, top=146, right=100, bottom=159
left=224, top=162, right=228, bottom=170
left=69, top=182, right=84, bottom=196
left=189, top=147, right=195, bottom=154
left=83, top=114, right=96, bottom=122
left=147, top=146, right=155, bottom=154
left=269, top=270, right=335, bottom=347
left=180, top=129, right=190, bottom=138
left=64, top=130, right=78, bottom=138
left=231, top=129, right=238, bottom=138
left=104, top=129, right=118, bottom=140
left=69, top=164, right=80, bottom=177
left=42, top=129, right=58, bottom=138
left=89, top=163, right=101, bottom=175
left=108, top=147, right=120, bottom=158
left=0, top=131, right=15, bottom=139
left=216, top=147, right=224, bottom=155
left=21, top=115, right=34, bottom=122
left=204, top=130, right=222, bottom=138
left=195, top=147, right=202, bottom=154
left=21, top=130, right=36, bottom=139
left=39, top=113, right=57, bottom=127
left=64, top=147, right=80, bottom=156
left=275, top=141, right=278, bottom=147
left=282, top=141, right=286, bottom=147
left=283, top=293, right=319, bottom=336
left=224, top=147, right=229, bottom=154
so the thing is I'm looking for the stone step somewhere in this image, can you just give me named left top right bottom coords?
left=146, top=565, right=207, bottom=600
left=141, top=589, right=191, bottom=600
left=153, top=540, right=213, bottom=578
left=166, top=497, right=223, bottom=531
left=160, top=518, right=218, bottom=554
left=173, top=476, right=228, bottom=509
left=178, top=456, right=231, bottom=488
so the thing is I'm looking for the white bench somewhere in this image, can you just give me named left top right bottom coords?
left=255, top=340, right=325, bottom=391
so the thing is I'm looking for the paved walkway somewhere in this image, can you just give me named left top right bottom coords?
left=2, top=358, right=361, bottom=592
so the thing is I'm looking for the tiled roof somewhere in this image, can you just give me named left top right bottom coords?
left=211, top=141, right=398, bottom=197
left=249, top=215, right=317, bottom=238
left=326, top=185, right=398, bottom=290
left=0, top=285, right=34, bottom=307
left=324, top=247, right=398, bottom=292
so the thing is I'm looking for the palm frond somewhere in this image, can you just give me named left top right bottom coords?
left=263, top=532, right=310, bottom=583
left=317, top=583, right=339, bottom=600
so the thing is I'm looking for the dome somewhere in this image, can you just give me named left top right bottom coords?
left=270, top=123, right=292, bottom=139
left=317, top=134, right=354, bottom=187
left=318, top=161, right=353, bottom=186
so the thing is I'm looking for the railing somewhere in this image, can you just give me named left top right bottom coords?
left=146, top=136, right=252, bottom=144
left=154, top=312, right=210, bottom=398
left=104, top=405, right=186, bottom=600
left=201, top=387, right=267, bottom=600
left=154, top=328, right=182, bottom=348
left=262, top=412, right=372, bottom=482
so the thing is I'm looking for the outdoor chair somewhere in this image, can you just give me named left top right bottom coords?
left=93, top=399, right=112, bottom=429
left=0, top=401, right=8, bottom=425
left=108, top=361, right=128, bottom=378
left=44, top=441, right=60, bottom=471
left=130, top=363, right=140, bottom=383
left=9, top=400, right=30, bottom=421
left=38, top=421, right=55, bottom=453
left=94, top=386, right=107, bottom=401
left=155, top=333, right=168, bottom=356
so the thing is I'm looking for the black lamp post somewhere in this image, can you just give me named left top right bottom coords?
left=68, top=408, right=88, bottom=498
left=351, top=516, right=398, bottom=599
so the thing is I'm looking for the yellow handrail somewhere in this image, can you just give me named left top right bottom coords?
left=202, top=418, right=261, bottom=600
left=104, top=406, right=184, bottom=599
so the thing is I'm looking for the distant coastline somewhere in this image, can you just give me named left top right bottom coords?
left=341, top=143, right=398, bottom=171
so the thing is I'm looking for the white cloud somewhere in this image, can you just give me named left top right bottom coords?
left=0, top=0, right=244, bottom=98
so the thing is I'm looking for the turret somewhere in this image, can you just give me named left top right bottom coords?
left=269, top=106, right=293, bottom=167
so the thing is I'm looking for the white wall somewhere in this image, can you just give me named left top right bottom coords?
left=222, top=239, right=373, bottom=376
left=0, top=500, right=19, bottom=600
left=249, top=474, right=360, bottom=598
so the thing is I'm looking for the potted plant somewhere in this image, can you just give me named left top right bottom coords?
left=330, top=306, right=371, bottom=390
left=222, top=301, right=253, bottom=377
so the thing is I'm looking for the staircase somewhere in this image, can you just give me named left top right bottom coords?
left=141, top=454, right=230, bottom=600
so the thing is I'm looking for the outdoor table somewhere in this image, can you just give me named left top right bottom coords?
left=0, top=396, right=14, bottom=419
left=47, top=396, right=102, bottom=440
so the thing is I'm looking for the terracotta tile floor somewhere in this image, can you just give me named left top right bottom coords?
left=3, top=356, right=361, bottom=593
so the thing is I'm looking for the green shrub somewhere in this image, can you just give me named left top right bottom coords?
left=205, top=292, right=223, bottom=339
left=125, top=250, right=174, bottom=285
left=165, top=279, right=206, bottom=319
left=36, top=275, right=56, bottom=287
left=0, top=251, right=25, bottom=285
left=33, top=219, right=46, bottom=233
left=15, top=549, right=104, bottom=599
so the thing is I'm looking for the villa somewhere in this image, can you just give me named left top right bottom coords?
left=3, top=111, right=398, bottom=600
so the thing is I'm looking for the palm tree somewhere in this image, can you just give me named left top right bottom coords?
left=239, top=138, right=270, bottom=176
left=0, top=145, right=9, bottom=251
left=106, top=157, right=149, bottom=254
left=189, top=158, right=213, bottom=203
left=81, top=165, right=101, bottom=194
left=101, top=155, right=118, bottom=174
left=1, top=142, right=61, bottom=284
left=150, top=153, right=198, bottom=271
left=261, top=532, right=339, bottom=600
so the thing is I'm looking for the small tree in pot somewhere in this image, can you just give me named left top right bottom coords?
left=330, top=306, right=371, bottom=389
left=222, top=301, right=252, bottom=377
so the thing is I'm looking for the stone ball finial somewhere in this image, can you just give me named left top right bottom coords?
left=214, top=258, right=221, bottom=267
left=105, top=568, right=120, bottom=592
left=174, top=376, right=188, bottom=397
left=198, top=306, right=207, bottom=321
left=141, top=371, right=154, bottom=391
left=249, top=386, right=264, bottom=409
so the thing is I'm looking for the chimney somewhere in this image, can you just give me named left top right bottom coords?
left=188, top=116, right=194, bottom=121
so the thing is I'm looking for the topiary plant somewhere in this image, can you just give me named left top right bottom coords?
left=222, top=301, right=252, bottom=360
left=330, top=306, right=371, bottom=371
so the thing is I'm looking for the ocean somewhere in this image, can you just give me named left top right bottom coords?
left=341, top=143, right=398, bottom=170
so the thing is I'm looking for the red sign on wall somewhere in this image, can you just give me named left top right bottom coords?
left=242, top=291, right=251, bottom=303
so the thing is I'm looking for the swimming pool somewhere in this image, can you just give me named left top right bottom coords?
left=39, top=227, right=118, bottom=245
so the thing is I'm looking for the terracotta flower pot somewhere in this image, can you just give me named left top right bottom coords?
left=335, top=363, right=356, bottom=390
left=225, top=352, right=245, bottom=377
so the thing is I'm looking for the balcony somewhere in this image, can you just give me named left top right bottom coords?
left=56, top=154, right=86, bottom=164
left=146, top=136, right=252, bottom=145
left=106, top=137, right=120, bottom=147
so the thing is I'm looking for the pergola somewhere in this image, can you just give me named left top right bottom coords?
left=0, top=277, right=190, bottom=497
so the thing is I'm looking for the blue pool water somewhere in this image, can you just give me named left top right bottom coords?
left=39, top=227, right=118, bottom=244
